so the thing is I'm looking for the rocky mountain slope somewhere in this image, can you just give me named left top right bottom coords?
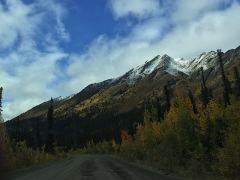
left=6, top=45, right=240, bottom=148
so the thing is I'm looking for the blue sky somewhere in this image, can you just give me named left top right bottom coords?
left=57, top=0, right=118, bottom=53
left=0, top=0, right=240, bottom=120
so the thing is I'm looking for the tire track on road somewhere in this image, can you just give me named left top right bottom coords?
left=103, top=158, right=134, bottom=180
left=80, top=159, right=97, bottom=180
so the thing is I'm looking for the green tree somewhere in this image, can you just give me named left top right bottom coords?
left=217, top=49, right=232, bottom=106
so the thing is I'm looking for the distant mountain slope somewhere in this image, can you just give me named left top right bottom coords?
left=6, top=45, right=240, bottom=148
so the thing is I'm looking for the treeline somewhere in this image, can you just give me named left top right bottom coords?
left=6, top=101, right=141, bottom=151
left=0, top=87, right=138, bottom=172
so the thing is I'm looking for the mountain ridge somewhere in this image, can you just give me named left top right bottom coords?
left=7, top=47, right=237, bottom=121
left=5, top=45, right=240, bottom=148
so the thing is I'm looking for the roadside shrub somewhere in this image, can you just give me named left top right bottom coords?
left=12, top=141, right=55, bottom=167
left=0, top=122, right=15, bottom=171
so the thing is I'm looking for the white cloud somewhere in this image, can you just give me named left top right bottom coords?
left=1, top=0, right=240, bottom=121
left=0, top=0, right=41, bottom=50
left=172, top=0, right=232, bottom=23
left=109, top=0, right=160, bottom=19
left=1, top=50, right=67, bottom=120
left=154, top=1, right=240, bottom=58
left=64, top=1, right=240, bottom=94
left=0, top=0, right=68, bottom=120
left=38, top=0, right=70, bottom=41
left=130, top=18, right=166, bottom=41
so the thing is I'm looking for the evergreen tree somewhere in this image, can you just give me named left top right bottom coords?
left=0, top=87, right=6, bottom=178
left=200, top=67, right=211, bottom=107
left=0, top=87, right=2, bottom=107
left=46, top=98, right=54, bottom=153
left=144, top=99, right=153, bottom=121
left=156, top=97, right=164, bottom=121
left=0, top=87, right=3, bottom=122
left=15, top=116, right=20, bottom=142
left=188, top=89, right=198, bottom=114
left=201, top=67, right=206, bottom=89
left=217, top=49, right=231, bottom=106
left=164, top=85, right=171, bottom=112
left=151, top=103, right=159, bottom=121
left=234, top=66, right=240, bottom=96
left=36, top=118, right=41, bottom=150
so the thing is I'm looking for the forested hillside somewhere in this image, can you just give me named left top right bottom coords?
left=5, top=46, right=240, bottom=149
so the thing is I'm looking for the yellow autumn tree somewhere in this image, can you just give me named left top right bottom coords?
left=216, top=96, right=240, bottom=178
left=156, top=90, right=202, bottom=169
left=119, top=89, right=240, bottom=178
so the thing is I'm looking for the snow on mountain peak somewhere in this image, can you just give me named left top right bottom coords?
left=55, top=94, right=75, bottom=102
left=121, top=54, right=186, bottom=84
left=117, top=51, right=218, bottom=84
left=125, top=55, right=171, bottom=84
left=187, top=51, right=217, bottom=71
left=166, top=51, right=218, bottom=75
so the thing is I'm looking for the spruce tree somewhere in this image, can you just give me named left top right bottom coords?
left=0, top=87, right=3, bottom=122
left=200, top=68, right=211, bottom=107
left=36, top=118, right=41, bottom=150
left=15, top=116, right=20, bottom=141
left=217, top=49, right=231, bottom=106
left=46, top=98, right=54, bottom=153
left=0, top=87, right=5, bottom=179
left=144, top=99, right=152, bottom=122
left=201, top=67, right=206, bottom=89
left=0, top=87, right=2, bottom=109
left=188, top=89, right=198, bottom=114
left=151, top=103, right=158, bottom=121
left=164, top=85, right=171, bottom=112
left=156, top=97, right=164, bottom=121
left=234, top=66, right=240, bottom=96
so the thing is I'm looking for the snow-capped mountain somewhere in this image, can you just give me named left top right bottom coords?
left=7, top=45, right=240, bottom=149
left=187, top=51, right=218, bottom=71
left=52, top=51, right=220, bottom=102
left=117, top=51, right=218, bottom=84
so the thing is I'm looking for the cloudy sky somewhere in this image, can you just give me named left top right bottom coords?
left=0, top=0, right=240, bottom=120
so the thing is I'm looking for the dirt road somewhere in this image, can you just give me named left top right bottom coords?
left=9, top=155, right=180, bottom=180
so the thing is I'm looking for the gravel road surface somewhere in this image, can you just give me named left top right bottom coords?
left=8, top=155, right=181, bottom=180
